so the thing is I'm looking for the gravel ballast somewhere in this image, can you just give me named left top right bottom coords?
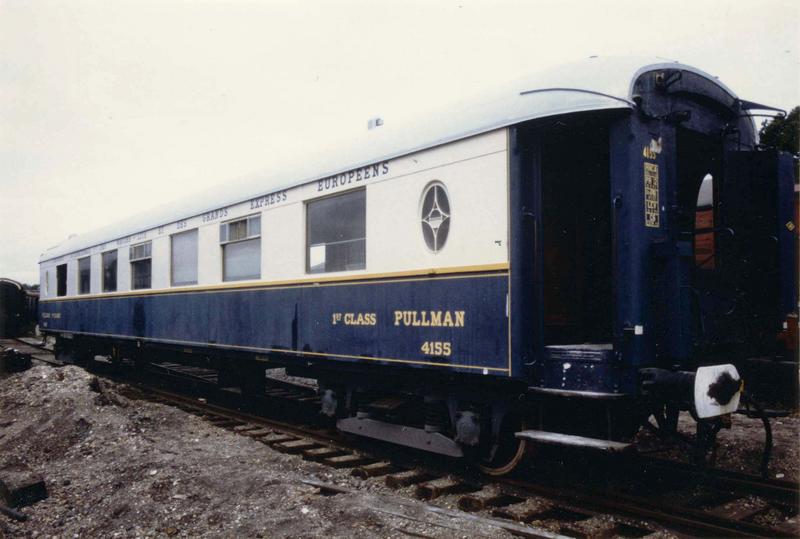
left=0, top=366, right=509, bottom=538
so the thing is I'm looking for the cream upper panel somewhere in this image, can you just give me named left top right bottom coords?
left=39, top=129, right=508, bottom=299
left=367, top=148, right=507, bottom=273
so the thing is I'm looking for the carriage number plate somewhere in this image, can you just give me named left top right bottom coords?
left=421, top=341, right=451, bottom=357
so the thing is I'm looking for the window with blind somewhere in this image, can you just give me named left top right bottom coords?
left=78, top=256, right=91, bottom=294
left=220, top=215, right=261, bottom=281
left=171, top=229, right=198, bottom=286
left=306, top=189, right=366, bottom=273
left=130, top=241, right=152, bottom=290
left=102, top=250, right=118, bottom=292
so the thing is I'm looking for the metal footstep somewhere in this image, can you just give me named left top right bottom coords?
left=515, top=430, right=633, bottom=452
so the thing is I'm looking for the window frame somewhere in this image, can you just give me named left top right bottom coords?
left=305, top=187, right=367, bottom=274
left=129, top=240, right=153, bottom=290
left=170, top=229, right=199, bottom=287
left=220, top=214, right=261, bottom=282
left=77, top=256, right=91, bottom=295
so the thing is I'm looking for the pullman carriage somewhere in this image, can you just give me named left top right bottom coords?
left=39, top=57, right=797, bottom=473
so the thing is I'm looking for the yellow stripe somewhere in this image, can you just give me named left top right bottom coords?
left=45, top=329, right=510, bottom=373
left=40, top=263, right=509, bottom=303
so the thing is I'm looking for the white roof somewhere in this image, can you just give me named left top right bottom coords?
left=41, top=56, right=740, bottom=262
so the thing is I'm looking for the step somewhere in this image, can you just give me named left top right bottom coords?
left=515, top=430, right=633, bottom=452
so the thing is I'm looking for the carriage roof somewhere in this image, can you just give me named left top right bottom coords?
left=40, top=56, right=740, bottom=262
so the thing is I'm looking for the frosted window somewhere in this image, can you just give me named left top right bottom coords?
left=223, top=237, right=261, bottom=281
left=171, top=229, right=198, bottom=286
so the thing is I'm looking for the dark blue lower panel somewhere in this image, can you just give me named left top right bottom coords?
left=40, top=273, right=513, bottom=377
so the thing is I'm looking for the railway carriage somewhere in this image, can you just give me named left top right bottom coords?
left=0, top=278, right=38, bottom=338
left=38, top=57, right=797, bottom=473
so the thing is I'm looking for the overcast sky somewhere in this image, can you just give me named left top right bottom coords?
left=1, top=0, right=798, bottom=284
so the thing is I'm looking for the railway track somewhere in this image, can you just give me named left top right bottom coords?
left=3, top=337, right=798, bottom=538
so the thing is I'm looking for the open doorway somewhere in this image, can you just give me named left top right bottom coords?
left=541, top=120, right=612, bottom=345
left=676, top=127, right=726, bottom=351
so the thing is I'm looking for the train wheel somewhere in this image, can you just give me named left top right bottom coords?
left=478, top=414, right=528, bottom=476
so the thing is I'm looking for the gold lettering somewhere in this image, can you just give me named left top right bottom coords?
left=392, top=310, right=465, bottom=328
left=343, top=312, right=377, bottom=326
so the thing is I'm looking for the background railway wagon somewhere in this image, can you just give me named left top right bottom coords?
left=0, top=278, right=38, bottom=339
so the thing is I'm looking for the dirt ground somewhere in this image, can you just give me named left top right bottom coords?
left=708, top=411, right=799, bottom=479
left=634, top=409, right=799, bottom=480
left=0, top=366, right=510, bottom=538
left=1, top=364, right=797, bottom=538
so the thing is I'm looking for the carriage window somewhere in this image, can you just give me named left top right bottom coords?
left=102, top=250, right=118, bottom=292
left=306, top=189, right=366, bottom=273
left=171, top=229, right=198, bottom=286
left=220, top=215, right=261, bottom=281
left=130, top=241, right=152, bottom=290
left=56, top=264, right=67, bottom=297
left=78, top=256, right=91, bottom=294
left=694, top=173, right=715, bottom=269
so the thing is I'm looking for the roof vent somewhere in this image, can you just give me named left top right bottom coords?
left=367, top=117, right=384, bottom=130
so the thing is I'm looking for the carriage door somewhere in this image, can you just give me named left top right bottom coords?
left=709, top=150, right=797, bottom=350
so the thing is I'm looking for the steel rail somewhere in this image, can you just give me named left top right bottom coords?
left=6, top=337, right=799, bottom=537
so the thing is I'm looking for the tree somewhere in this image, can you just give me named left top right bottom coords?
left=760, top=107, right=800, bottom=182
left=759, top=106, right=799, bottom=154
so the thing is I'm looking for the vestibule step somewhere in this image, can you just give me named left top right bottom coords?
left=515, top=429, right=633, bottom=452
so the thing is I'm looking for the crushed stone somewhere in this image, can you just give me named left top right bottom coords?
left=0, top=366, right=508, bottom=538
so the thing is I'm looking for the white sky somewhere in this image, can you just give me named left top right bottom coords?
left=1, top=0, right=798, bottom=284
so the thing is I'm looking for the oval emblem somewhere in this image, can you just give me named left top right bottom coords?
left=420, top=182, right=450, bottom=253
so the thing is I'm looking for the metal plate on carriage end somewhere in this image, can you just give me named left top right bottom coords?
left=694, top=364, right=741, bottom=419
left=337, top=417, right=464, bottom=457
left=514, top=430, right=633, bottom=452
